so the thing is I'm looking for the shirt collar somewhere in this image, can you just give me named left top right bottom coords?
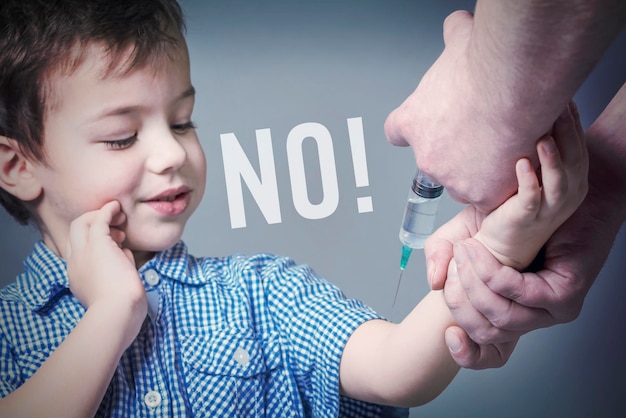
left=17, top=240, right=70, bottom=312
left=140, top=241, right=207, bottom=285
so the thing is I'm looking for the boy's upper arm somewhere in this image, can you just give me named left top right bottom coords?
left=254, top=255, right=385, bottom=412
left=0, top=329, right=21, bottom=399
left=339, top=318, right=392, bottom=399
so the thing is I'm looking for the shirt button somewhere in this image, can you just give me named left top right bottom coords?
left=234, top=347, right=250, bottom=367
left=144, top=390, right=162, bottom=408
left=145, top=270, right=160, bottom=286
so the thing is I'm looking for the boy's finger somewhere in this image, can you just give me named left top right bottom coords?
left=110, top=207, right=127, bottom=228
left=514, top=158, right=541, bottom=217
left=537, top=136, right=567, bottom=208
left=425, top=208, right=481, bottom=289
left=110, top=228, right=126, bottom=246
left=67, top=209, right=100, bottom=257
left=89, top=201, right=121, bottom=238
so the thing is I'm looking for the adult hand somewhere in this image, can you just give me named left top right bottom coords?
left=425, top=84, right=626, bottom=369
left=384, top=10, right=541, bottom=212
left=473, top=102, right=588, bottom=271
left=441, top=187, right=623, bottom=368
left=384, top=3, right=624, bottom=213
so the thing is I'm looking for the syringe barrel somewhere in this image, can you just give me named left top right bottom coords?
left=399, top=167, right=444, bottom=249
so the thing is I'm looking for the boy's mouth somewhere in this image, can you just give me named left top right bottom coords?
left=144, top=186, right=192, bottom=216
left=147, top=186, right=191, bottom=201
left=157, top=194, right=181, bottom=202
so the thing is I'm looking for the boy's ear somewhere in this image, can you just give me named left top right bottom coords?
left=0, top=136, right=42, bottom=201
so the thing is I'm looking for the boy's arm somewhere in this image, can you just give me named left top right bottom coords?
left=0, top=302, right=141, bottom=417
left=0, top=201, right=146, bottom=418
left=473, top=102, right=589, bottom=270
left=340, top=292, right=458, bottom=407
left=340, top=104, right=588, bottom=406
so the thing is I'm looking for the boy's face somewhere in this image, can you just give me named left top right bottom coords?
left=31, top=42, right=206, bottom=265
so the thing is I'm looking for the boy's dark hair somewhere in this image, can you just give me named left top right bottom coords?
left=0, top=0, right=186, bottom=225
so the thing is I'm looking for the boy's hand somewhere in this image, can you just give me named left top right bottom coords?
left=65, top=201, right=147, bottom=348
left=474, top=102, right=589, bottom=269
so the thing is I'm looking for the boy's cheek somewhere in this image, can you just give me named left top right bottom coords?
left=77, top=192, right=128, bottom=222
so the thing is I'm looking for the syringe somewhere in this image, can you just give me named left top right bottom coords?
left=393, top=167, right=444, bottom=306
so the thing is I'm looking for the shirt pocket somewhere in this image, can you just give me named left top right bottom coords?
left=179, top=328, right=298, bottom=417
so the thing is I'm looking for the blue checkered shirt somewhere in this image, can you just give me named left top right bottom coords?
left=0, top=241, right=408, bottom=417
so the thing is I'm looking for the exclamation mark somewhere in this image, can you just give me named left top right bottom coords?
left=347, top=117, right=373, bottom=213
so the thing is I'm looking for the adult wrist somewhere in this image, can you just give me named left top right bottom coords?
left=587, top=150, right=626, bottom=226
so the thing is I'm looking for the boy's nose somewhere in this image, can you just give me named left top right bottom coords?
left=146, top=130, right=187, bottom=174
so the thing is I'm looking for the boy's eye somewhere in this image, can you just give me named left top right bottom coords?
left=172, top=121, right=197, bottom=134
left=103, top=134, right=138, bottom=150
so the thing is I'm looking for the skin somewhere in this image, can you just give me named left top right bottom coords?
left=384, top=0, right=625, bottom=369
left=0, top=38, right=590, bottom=416
left=34, top=43, right=206, bottom=268
left=428, top=83, right=626, bottom=368
left=0, top=41, right=206, bottom=416
left=339, top=107, right=588, bottom=406
left=385, top=1, right=624, bottom=211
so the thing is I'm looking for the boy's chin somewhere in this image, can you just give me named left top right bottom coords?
left=125, top=234, right=183, bottom=255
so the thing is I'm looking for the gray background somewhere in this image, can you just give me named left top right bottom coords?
left=1, top=1, right=624, bottom=416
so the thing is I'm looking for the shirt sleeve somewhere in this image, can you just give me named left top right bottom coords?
left=0, top=323, right=22, bottom=399
left=253, top=254, right=385, bottom=417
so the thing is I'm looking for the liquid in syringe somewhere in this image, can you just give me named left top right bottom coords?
left=393, top=168, right=444, bottom=306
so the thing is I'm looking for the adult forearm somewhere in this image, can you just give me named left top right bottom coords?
left=471, top=0, right=626, bottom=140
left=586, top=83, right=626, bottom=214
left=582, top=84, right=626, bottom=266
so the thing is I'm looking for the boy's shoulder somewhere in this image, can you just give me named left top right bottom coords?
left=0, top=281, right=25, bottom=307
left=190, top=249, right=317, bottom=288
left=0, top=241, right=67, bottom=308
left=145, top=241, right=319, bottom=292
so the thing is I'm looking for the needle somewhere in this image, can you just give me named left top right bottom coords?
left=393, top=245, right=413, bottom=307
left=392, top=269, right=404, bottom=307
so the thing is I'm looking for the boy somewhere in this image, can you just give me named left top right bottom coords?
left=0, top=0, right=588, bottom=416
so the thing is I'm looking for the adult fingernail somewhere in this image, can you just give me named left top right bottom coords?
left=447, top=331, right=463, bottom=354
